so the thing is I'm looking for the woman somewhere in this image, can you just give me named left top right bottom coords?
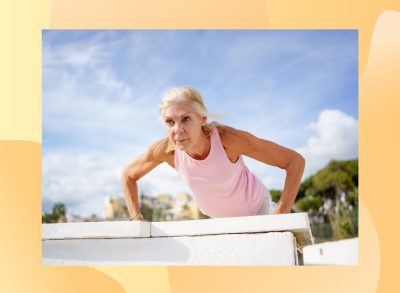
left=121, top=86, right=305, bottom=221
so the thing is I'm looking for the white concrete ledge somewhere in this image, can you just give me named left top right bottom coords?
left=42, top=221, right=150, bottom=239
left=42, top=213, right=313, bottom=266
left=43, top=232, right=298, bottom=266
left=303, top=238, right=358, bottom=265
left=151, top=213, right=313, bottom=248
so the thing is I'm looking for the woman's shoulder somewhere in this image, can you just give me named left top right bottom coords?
left=149, top=137, right=174, bottom=162
left=216, top=124, right=242, bottom=141
left=216, top=124, right=258, bottom=150
left=215, top=124, right=245, bottom=148
left=215, top=124, right=249, bottom=161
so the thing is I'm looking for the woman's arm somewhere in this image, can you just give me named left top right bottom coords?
left=121, top=138, right=172, bottom=221
left=221, top=125, right=305, bottom=214
left=272, top=154, right=305, bottom=214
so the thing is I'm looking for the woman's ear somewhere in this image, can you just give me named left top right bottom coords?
left=202, top=117, right=207, bottom=126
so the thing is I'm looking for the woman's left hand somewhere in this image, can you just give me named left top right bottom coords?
left=272, top=208, right=291, bottom=215
left=272, top=202, right=291, bottom=214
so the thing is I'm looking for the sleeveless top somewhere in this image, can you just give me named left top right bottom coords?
left=174, top=128, right=270, bottom=218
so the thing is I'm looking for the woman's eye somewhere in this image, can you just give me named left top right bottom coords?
left=183, top=116, right=190, bottom=122
left=165, top=120, right=174, bottom=126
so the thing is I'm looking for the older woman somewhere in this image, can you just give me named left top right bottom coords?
left=121, top=86, right=305, bottom=221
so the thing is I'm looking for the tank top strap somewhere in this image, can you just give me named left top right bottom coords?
left=210, top=127, right=226, bottom=156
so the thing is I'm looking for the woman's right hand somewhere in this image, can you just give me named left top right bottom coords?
left=130, top=212, right=145, bottom=221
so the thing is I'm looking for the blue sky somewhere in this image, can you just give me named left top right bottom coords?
left=42, top=30, right=358, bottom=218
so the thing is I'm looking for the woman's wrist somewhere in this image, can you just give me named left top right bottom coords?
left=130, top=212, right=144, bottom=221
left=274, top=201, right=292, bottom=214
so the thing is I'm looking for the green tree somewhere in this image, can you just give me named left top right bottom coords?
left=140, top=202, right=153, bottom=221
left=295, top=195, right=323, bottom=214
left=53, top=203, right=66, bottom=217
left=297, top=175, right=314, bottom=200
left=312, top=160, right=356, bottom=219
left=328, top=204, right=356, bottom=240
left=294, top=159, right=358, bottom=241
left=269, top=189, right=282, bottom=203
left=42, top=202, right=67, bottom=223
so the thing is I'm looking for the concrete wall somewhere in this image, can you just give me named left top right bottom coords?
left=43, top=232, right=299, bottom=265
left=42, top=213, right=313, bottom=266
left=303, top=238, right=358, bottom=265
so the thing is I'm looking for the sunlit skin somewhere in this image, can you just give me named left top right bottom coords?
left=122, top=99, right=305, bottom=221
left=162, top=100, right=211, bottom=160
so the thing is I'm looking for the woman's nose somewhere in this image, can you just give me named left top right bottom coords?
left=174, top=122, right=184, bottom=134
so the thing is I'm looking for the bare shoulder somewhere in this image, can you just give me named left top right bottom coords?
left=149, top=137, right=174, bottom=163
left=215, top=124, right=254, bottom=161
left=123, top=138, right=175, bottom=180
left=216, top=124, right=252, bottom=146
left=217, top=124, right=302, bottom=169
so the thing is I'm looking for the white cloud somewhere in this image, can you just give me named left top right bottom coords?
left=297, top=109, right=358, bottom=178
left=44, top=40, right=109, bottom=68
left=42, top=144, right=190, bottom=218
left=43, top=67, right=163, bottom=151
left=42, top=150, right=123, bottom=217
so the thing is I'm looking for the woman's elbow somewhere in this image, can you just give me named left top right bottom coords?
left=286, top=152, right=305, bottom=172
left=121, top=166, right=137, bottom=184
left=295, top=153, right=306, bottom=172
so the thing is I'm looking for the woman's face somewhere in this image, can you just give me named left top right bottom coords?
left=162, top=100, right=206, bottom=151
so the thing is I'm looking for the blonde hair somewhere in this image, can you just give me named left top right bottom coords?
left=159, top=86, right=220, bottom=151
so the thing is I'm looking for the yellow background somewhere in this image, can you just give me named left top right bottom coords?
left=1, top=0, right=399, bottom=292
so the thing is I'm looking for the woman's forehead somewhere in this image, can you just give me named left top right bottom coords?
left=162, top=101, right=195, bottom=117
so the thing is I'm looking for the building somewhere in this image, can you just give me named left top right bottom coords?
left=104, top=193, right=205, bottom=221
left=104, top=196, right=129, bottom=220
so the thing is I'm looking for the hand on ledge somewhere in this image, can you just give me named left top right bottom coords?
left=272, top=203, right=292, bottom=214
left=129, top=213, right=145, bottom=221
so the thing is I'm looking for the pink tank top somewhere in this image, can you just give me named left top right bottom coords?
left=174, top=128, right=270, bottom=218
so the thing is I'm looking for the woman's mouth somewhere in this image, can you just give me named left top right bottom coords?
left=175, top=139, right=188, bottom=143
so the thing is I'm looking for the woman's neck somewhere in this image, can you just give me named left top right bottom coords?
left=186, top=131, right=211, bottom=160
